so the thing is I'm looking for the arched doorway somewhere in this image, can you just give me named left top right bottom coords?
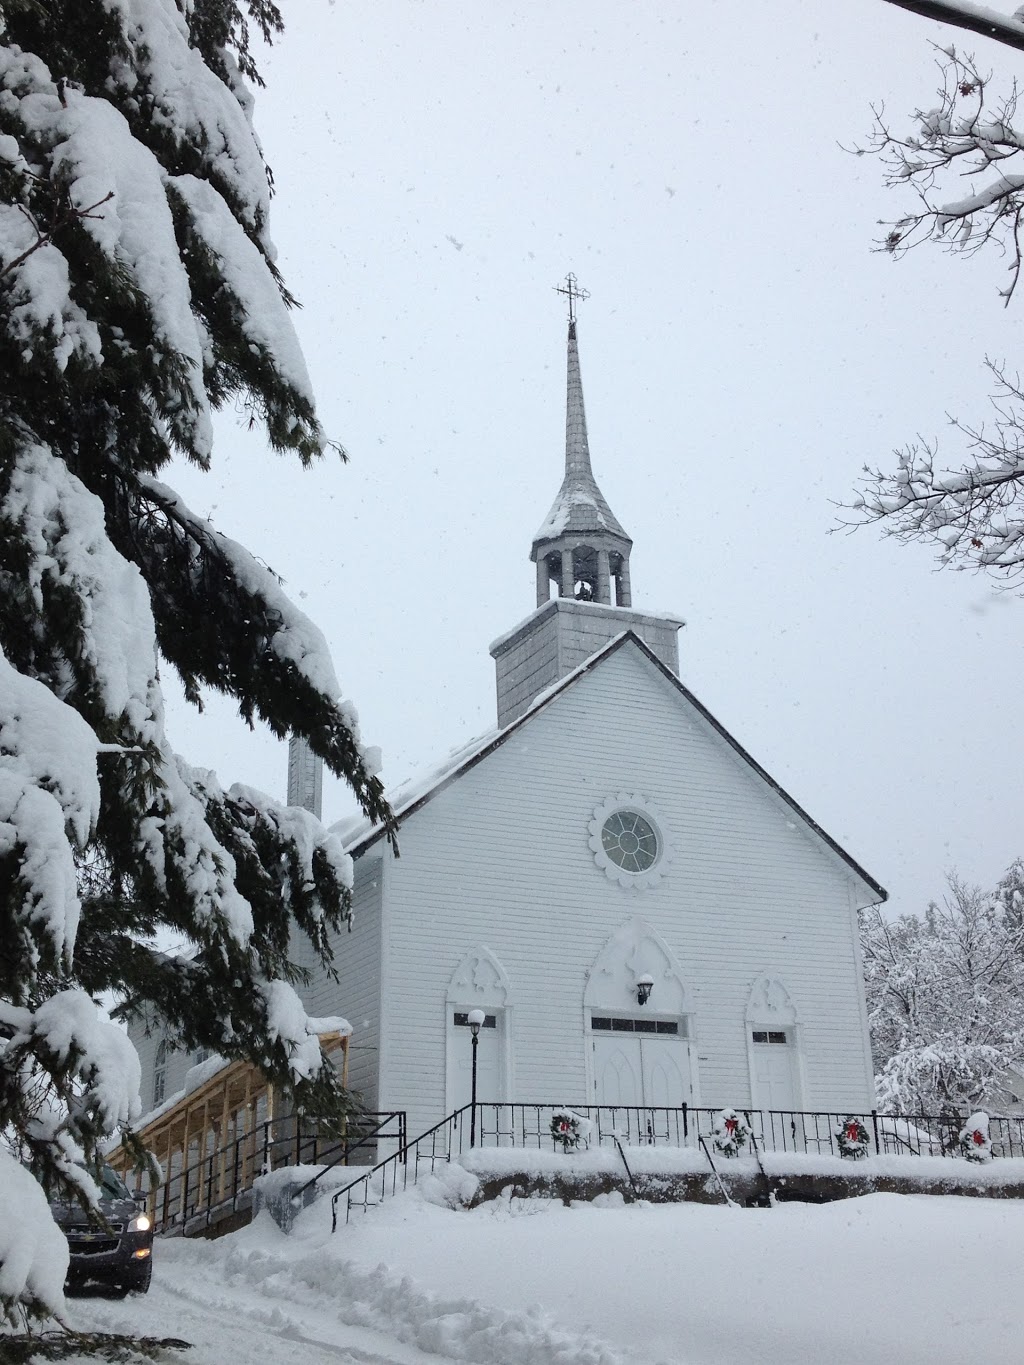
left=444, top=946, right=512, bottom=1116
left=584, top=917, right=696, bottom=1113
left=745, top=974, right=804, bottom=1115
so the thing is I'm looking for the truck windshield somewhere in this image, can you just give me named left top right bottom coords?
left=91, top=1164, right=132, bottom=1200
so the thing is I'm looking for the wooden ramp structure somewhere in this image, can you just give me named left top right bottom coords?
left=108, top=1032, right=406, bottom=1237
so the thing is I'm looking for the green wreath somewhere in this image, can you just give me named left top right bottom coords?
left=550, top=1110, right=582, bottom=1151
left=835, top=1116, right=870, bottom=1159
left=711, top=1108, right=750, bottom=1157
left=958, top=1114, right=993, bottom=1164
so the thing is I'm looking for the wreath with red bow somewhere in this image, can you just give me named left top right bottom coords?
left=711, top=1108, right=750, bottom=1157
left=550, top=1110, right=582, bottom=1151
left=835, top=1116, right=870, bottom=1159
left=958, top=1112, right=993, bottom=1163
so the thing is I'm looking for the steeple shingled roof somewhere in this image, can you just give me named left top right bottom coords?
left=533, top=320, right=631, bottom=547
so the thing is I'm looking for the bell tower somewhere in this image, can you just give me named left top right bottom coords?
left=490, top=278, right=683, bottom=728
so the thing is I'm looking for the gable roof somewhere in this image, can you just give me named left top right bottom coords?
left=334, top=631, right=887, bottom=905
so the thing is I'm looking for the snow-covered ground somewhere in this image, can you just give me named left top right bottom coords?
left=57, top=1176, right=1024, bottom=1365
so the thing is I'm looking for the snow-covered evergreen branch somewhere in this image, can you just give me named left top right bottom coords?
left=0, top=0, right=392, bottom=1317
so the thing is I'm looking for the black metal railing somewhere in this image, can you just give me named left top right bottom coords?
left=325, top=1101, right=1024, bottom=1230
left=330, top=1107, right=471, bottom=1231
left=475, top=1103, right=1024, bottom=1160
left=152, top=1110, right=406, bottom=1236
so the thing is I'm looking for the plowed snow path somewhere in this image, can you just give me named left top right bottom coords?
left=63, top=1218, right=634, bottom=1365
left=65, top=1252, right=451, bottom=1365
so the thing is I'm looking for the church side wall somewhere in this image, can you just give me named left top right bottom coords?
left=126, top=1013, right=215, bottom=1122
left=374, top=645, right=877, bottom=1140
left=292, top=852, right=384, bottom=1113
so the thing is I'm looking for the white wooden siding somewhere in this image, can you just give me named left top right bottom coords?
left=292, top=852, right=384, bottom=1113
left=126, top=1014, right=212, bottom=1120
left=375, top=642, right=877, bottom=1139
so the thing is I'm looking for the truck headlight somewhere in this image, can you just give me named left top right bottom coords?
left=128, top=1213, right=151, bottom=1233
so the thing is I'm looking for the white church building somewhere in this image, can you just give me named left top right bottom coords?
left=133, top=300, right=886, bottom=1144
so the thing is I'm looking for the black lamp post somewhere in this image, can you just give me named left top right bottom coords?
left=467, top=1008, right=485, bottom=1147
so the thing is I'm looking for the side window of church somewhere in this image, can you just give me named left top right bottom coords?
left=751, top=1030, right=788, bottom=1044
left=153, top=1039, right=167, bottom=1107
left=453, top=1013, right=496, bottom=1028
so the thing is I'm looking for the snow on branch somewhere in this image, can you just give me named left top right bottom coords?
left=101, top=0, right=277, bottom=242
left=845, top=360, right=1024, bottom=579
left=0, top=990, right=142, bottom=1138
left=0, top=1149, right=68, bottom=1326
left=130, top=476, right=392, bottom=832
left=258, top=979, right=348, bottom=1084
left=859, top=49, right=1024, bottom=303
left=881, top=1, right=1024, bottom=55
left=0, top=649, right=101, bottom=973
left=168, top=173, right=315, bottom=411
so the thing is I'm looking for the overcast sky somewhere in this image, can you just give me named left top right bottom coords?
left=163, top=0, right=1024, bottom=919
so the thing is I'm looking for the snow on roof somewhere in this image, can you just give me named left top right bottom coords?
left=335, top=631, right=887, bottom=903
left=533, top=482, right=627, bottom=543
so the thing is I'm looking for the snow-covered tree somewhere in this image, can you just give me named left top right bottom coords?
left=0, top=0, right=394, bottom=1320
left=860, top=869, right=1024, bottom=1114
left=992, top=854, right=1024, bottom=930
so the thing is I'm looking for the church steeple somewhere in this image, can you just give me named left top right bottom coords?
left=490, top=279, right=682, bottom=729
left=531, top=278, right=633, bottom=608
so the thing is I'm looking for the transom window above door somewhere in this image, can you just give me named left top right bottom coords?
left=592, top=1015, right=685, bottom=1036
left=752, top=1029, right=788, bottom=1044
left=454, top=1012, right=497, bottom=1028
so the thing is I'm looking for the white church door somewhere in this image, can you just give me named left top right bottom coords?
left=746, top=976, right=804, bottom=1150
left=750, top=1029, right=798, bottom=1111
left=448, top=1008, right=507, bottom=1112
left=444, top=947, right=513, bottom=1142
left=591, top=1019, right=693, bottom=1111
left=584, top=919, right=697, bottom=1142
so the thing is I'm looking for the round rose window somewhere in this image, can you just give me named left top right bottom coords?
left=601, top=810, right=659, bottom=874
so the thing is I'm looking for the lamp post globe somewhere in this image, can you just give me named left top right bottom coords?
left=467, top=1010, right=486, bottom=1147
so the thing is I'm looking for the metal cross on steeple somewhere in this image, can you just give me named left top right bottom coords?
left=554, top=272, right=590, bottom=324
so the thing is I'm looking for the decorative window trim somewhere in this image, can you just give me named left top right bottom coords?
left=587, top=793, right=672, bottom=889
